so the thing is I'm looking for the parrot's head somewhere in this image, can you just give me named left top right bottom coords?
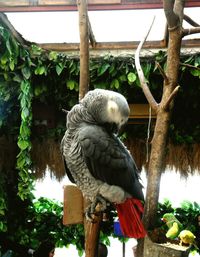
left=162, top=213, right=176, bottom=223
left=81, top=89, right=130, bottom=133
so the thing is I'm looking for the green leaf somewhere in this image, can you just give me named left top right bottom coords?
left=56, top=63, right=64, bottom=75
left=9, top=59, right=15, bottom=71
left=49, top=51, right=58, bottom=61
left=66, top=80, right=75, bottom=90
left=97, top=63, right=110, bottom=76
left=127, top=72, right=136, bottom=83
left=190, top=69, right=200, bottom=78
left=111, top=79, right=119, bottom=89
left=17, top=139, right=29, bottom=150
left=22, top=66, right=31, bottom=80
left=119, top=74, right=127, bottom=82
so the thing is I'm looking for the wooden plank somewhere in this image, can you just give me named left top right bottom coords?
left=89, top=0, right=121, bottom=4
left=38, top=0, right=120, bottom=5
left=129, top=104, right=157, bottom=119
left=38, top=0, right=74, bottom=5
left=38, top=40, right=167, bottom=51
left=63, top=185, right=84, bottom=225
left=0, top=0, right=29, bottom=6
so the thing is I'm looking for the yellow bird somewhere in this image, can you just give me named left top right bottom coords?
left=166, top=222, right=180, bottom=239
left=179, top=230, right=196, bottom=246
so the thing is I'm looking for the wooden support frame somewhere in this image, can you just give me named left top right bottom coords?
left=0, top=0, right=200, bottom=12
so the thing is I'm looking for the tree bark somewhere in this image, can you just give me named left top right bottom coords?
left=135, top=2, right=185, bottom=256
left=77, top=0, right=89, bottom=101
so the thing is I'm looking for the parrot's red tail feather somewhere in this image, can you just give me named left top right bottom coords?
left=115, top=198, right=146, bottom=238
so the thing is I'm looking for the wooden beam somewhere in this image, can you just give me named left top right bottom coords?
left=1, top=0, right=200, bottom=12
left=129, top=104, right=156, bottom=119
left=38, top=40, right=167, bottom=52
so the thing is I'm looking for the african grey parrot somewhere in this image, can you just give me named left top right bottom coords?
left=61, top=89, right=146, bottom=238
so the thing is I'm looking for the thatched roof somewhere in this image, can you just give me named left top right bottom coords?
left=1, top=136, right=200, bottom=180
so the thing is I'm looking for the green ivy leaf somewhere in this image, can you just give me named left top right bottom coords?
left=111, top=79, right=119, bottom=89
left=190, top=69, right=200, bottom=78
left=127, top=72, right=136, bottom=83
left=49, top=51, right=58, bottom=61
left=98, top=63, right=110, bottom=76
left=66, top=80, right=75, bottom=90
left=119, top=74, right=127, bottom=82
left=56, top=63, right=64, bottom=75
left=17, top=139, right=29, bottom=150
left=9, top=59, right=15, bottom=71
left=22, top=66, right=31, bottom=80
left=35, top=66, right=46, bottom=75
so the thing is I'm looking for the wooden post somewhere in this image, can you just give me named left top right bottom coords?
left=77, top=0, right=89, bottom=102
left=77, top=1, right=102, bottom=257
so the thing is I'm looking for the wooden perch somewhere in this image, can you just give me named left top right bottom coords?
left=135, top=16, right=158, bottom=112
left=182, top=27, right=200, bottom=37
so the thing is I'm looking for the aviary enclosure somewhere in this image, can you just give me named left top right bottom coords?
left=0, top=1, right=200, bottom=257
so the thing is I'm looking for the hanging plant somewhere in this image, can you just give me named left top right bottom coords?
left=16, top=79, right=34, bottom=200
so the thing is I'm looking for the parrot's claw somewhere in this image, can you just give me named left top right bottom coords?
left=85, top=195, right=109, bottom=222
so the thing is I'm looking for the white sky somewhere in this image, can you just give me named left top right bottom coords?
left=5, top=7, right=200, bottom=44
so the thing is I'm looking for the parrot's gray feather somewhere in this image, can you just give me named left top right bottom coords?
left=78, top=124, right=144, bottom=200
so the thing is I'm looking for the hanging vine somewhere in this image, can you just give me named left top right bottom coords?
left=16, top=79, right=34, bottom=200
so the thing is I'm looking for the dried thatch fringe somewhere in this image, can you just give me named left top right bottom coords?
left=125, top=138, right=147, bottom=171
left=31, top=138, right=65, bottom=181
left=165, top=142, right=195, bottom=177
left=1, top=136, right=200, bottom=180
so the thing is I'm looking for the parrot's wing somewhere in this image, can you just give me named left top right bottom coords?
left=78, top=124, right=144, bottom=200
left=60, top=136, right=76, bottom=183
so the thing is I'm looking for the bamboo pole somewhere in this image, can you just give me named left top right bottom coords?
left=77, top=1, right=102, bottom=257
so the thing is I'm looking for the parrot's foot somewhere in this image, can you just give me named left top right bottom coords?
left=85, top=195, right=110, bottom=222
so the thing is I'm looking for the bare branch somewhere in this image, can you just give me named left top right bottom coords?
left=135, top=17, right=158, bottom=112
left=163, top=85, right=180, bottom=110
left=183, top=14, right=200, bottom=27
left=180, top=62, right=200, bottom=71
left=87, top=14, right=96, bottom=48
left=155, top=61, right=169, bottom=83
left=182, top=27, right=200, bottom=37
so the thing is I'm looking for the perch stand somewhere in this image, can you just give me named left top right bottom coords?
left=63, top=185, right=102, bottom=257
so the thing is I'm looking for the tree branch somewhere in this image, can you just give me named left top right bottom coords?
left=135, top=17, right=158, bottom=112
left=163, top=85, right=180, bottom=110
left=87, top=14, right=96, bottom=48
left=155, top=61, right=169, bottom=83
left=180, top=62, right=200, bottom=71
left=182, top=27, right=200, bottom=37
left=183, top=14, right=200, bottom=27
left=163, top=0, right=180, bottom=30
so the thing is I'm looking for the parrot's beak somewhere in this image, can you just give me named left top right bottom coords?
left=161, top=218, right=166, bottom=222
